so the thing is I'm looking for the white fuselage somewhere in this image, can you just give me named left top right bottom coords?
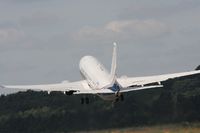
left=79, top=56, right=119, bottom=100
left=79, top=56, right=111, bottom=89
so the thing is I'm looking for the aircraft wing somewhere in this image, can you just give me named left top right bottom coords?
left=117, top=70, right=200, bottom=92
left=2, top=80, right=118, bottom=94
left=2, top=70, right=200, bottom=95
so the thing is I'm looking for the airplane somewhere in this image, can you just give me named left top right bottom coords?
left=1, top=43, right=200, bottom=104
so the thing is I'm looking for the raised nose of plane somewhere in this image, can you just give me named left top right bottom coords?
left=79, top=56, right=96, bottom=68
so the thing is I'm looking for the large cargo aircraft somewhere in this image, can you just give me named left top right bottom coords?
left=2, top=43, right=200, bottom=104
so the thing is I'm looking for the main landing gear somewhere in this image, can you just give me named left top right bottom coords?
left=116, top=94, right=124, bottom=102
left=112, top=94, right=124, bottom=107
left=112, top=93, right=124, bottom=105
left=120, top=94, right=124, bottom=101
left=81, top=97, right=90, bottom=104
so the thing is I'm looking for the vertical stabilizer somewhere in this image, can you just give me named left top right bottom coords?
left=110, top=42, right=117, bottom=84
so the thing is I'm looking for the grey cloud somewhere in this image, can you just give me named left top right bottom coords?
left=73, top=19, right=170, bottom=43
left=20, top=12, right=61, bottom=27
left=1, top=0, right=53, bottom=3
left=0, top=21, right=18, bottom=29
left=0, top=27, right=24, bottom=44
left=119, top=0, right=200, bottom=19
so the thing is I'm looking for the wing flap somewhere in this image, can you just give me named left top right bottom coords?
left=118, top=70, right=200, bottom=88
left=2, top=80, right=117, bottom=94
left=120, top=85, right=163, bottom=93
left=3, top=80, right=87, bottom=93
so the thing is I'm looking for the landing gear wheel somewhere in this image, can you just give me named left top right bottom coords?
left=120, top=94, right=124, bottom=101
left=81, top=97, right=90, bottom=104
left=115, top=97, right=119, bottom=102
left=85, top=97, right=89, bottom=104
left=81, top=97, right=84, bottom=104
left=81, top=98, right=84, bottom=104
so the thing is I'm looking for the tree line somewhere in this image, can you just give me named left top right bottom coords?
left=0, top=72, right=200, bottom=133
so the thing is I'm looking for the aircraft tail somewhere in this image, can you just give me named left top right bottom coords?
left=109, top=42, right=117, bottom=84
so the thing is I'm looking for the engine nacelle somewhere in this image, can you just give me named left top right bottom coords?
left=64, top=90, right=76, bottom=95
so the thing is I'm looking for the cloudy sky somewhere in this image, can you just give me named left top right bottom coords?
left=0, top=0, right=200, bottom=91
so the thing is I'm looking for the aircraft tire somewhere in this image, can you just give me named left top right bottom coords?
left=85, top=97, right=89, bottom=104
left=81, top=97, right=84, bottom=104
left=120, top=94, right=124, bottom=101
